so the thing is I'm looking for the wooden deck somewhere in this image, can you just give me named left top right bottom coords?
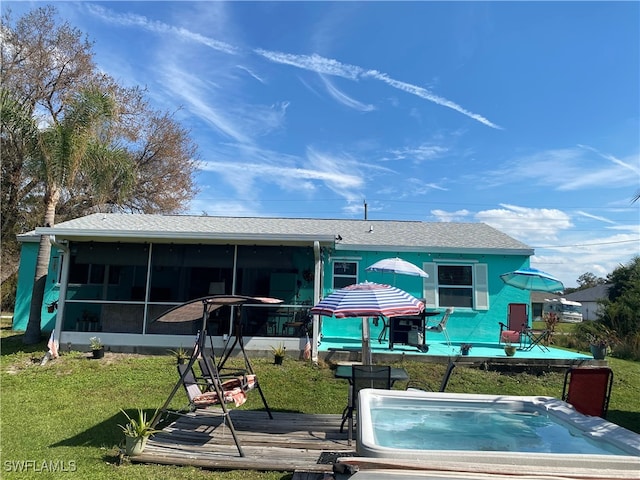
left=131, top=408, right=355, bottom=475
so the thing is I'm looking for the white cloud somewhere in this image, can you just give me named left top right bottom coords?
left=364, top=70, right=502, bottom=130
left=320, top=76, right=375, bottom=112
left=576, top=211, right=617, bottom=224
left=480, top=147, right=640, bottom=192
left=236, top=65, right=265, bottom=84
left=388, top=144, right=449, bottom=163
left=255, top=49, right=364, bottom=80
left=87, top=4, right=500, bottom=130
left=199, top=145, right=365, bottom=204
left=86, top=4, right=240, bottom=55
left=475, top=204, right=573, bottom=242
left=432, top=209, right=471, bottom=222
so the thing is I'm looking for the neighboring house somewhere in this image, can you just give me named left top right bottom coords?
left=564, top=284, right=611, bottom=321
left=14, top=213, right=534, bottom=361
left=530, top=292, right=560, bottom=321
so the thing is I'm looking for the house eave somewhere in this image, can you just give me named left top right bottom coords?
left=32, top=227, right=336, bottom=246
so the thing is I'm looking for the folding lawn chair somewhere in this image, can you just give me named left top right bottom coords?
left=562, top=367, right=613, bottom=418
left=499, top=303, right=528, bottom=348
left=426, top=307, right=454, bottom=347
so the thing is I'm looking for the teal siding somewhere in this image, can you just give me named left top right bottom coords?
left=13, top=233, right=533, bottom=346
left=320, top=250, right=531, bottom=344
left=13, top=241, right=60, bottom=332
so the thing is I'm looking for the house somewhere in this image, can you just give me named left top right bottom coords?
left=13, top=213, right=535, bottom=361
left=531, top=292, right=560, bottom=321
left=564, top=284, right=611, bottom=321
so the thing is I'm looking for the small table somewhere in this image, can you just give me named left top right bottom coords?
left=334, top=365, right=409, bottom=385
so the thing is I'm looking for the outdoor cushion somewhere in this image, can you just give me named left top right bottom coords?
left=501, top=330, right=521, bottom=343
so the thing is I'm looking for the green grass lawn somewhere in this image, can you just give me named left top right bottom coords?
left=1, top=322, right=639, bottom=479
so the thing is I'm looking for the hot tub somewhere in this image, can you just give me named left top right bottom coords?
left=356, top=389, right=640, bottom=477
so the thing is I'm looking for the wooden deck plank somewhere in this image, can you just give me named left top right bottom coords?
left=132, top=410, right=355, bottom=473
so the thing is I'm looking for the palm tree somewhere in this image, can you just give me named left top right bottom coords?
left=22, top=87, right=135, bottom=344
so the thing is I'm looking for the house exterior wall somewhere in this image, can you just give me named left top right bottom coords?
left=14, top=224, right=532, bottom=350
left=13, top=240, right=61, bottom=332
left=320, top=250, right=530, bottom=345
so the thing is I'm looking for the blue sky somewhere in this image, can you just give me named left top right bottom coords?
left=7, top=1, right=640, bottom=287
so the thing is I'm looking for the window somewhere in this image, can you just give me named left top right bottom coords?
left=437, top=264, right=473, bottom=308
left=333, top=261, right=358, bottom=289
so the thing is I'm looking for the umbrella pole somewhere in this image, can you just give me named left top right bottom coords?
left=362, top=317, right=372, bottom=365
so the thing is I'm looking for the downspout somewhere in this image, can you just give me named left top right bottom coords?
left=49, top=236, right=69, bottom=346
left=312, top=241, right=321, bottom=364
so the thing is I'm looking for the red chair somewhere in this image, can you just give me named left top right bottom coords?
left=499, top=303, right=528, bottom=347
left=562, top=367, right=613, bottom=417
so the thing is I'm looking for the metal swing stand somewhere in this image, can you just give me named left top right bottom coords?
left=150, top=297, right=272, bottom=457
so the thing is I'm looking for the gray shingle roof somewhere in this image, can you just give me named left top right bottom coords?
left=564, top=284, right=611, bottom=302
left=36, top=213, right=533, bottom=255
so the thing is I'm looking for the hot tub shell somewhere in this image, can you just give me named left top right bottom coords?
left=356, top=389, right=640, bottom=478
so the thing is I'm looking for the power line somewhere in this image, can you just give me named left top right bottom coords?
left=533, top=239, right=640, bottom=249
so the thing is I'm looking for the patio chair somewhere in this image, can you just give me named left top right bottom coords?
left=499, top=303, right=528, bottom=347
left=341, top=365, right=392, bottom=445
left=426, top=307, right=454, bottom=347
left=562, top=367, right=613, bottom=418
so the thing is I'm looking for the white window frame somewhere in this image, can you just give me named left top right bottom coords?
left=332, top=260, right=358, bottom=289
left=422, top=261, right=489, bottom=310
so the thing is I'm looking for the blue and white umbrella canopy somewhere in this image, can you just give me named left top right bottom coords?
left=500, top=267, right=564, bottom=293
left=310, top=281, right=425, bottom=318
left=366, top=257, right=429, bottom=278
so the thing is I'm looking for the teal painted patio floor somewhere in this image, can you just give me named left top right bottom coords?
left=318, top=336, right=592, bottom=361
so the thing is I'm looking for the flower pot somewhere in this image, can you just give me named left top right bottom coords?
left=590, top=344, right=607, bottom=360
left=504, top=346, right=517, bottom=357
left=92, top=347, right=104, bottom=359
left=460, top=349, right=470, bottom=356
left=274, top=355, right=284, bottom=365
left=125, top=436, right=148, bottom=456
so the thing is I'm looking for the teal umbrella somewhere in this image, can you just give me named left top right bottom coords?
left=500, top=268, right=564, bottom=293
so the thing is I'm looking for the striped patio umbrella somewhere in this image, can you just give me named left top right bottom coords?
left=311, top=282, right=424, bottom=363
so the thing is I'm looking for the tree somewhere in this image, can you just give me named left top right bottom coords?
left=598, top=256, right=640, bottom=339
left=576, top=272, right=607, bottom=289
left=1, top=7, right=199, bottom=341
left=23, top=87, right=136, bottom=343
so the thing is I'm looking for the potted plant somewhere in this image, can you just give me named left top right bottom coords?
left=118, top=408, right=161, bottom=456
left=271, top=343, right=286, bottom=365
left=168, top=347, right=189, bottom=364
left=460, top=343, right=472, bottom=356
left=587, top=329, right=616, bottom=360
left=89, top=337, right=104, bottom=359
left=587, top=333, right=612, bottom=360
left=504, top=342, right=517, bottom=357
